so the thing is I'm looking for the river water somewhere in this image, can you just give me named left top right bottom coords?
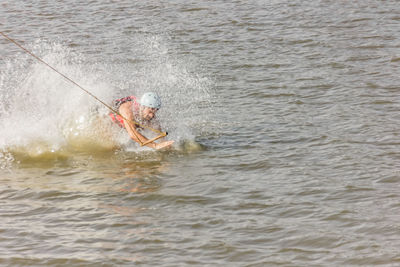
left=1, top=1, right=400, bottom=266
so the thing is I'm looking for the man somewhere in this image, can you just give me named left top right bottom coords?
left=109, top=92, right=174, bottom=150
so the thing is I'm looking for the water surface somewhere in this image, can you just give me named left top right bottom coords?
left=1, top=0, right=400, bottom=266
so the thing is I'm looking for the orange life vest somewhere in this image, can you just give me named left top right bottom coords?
left=109, top=95, right=140, bottom=128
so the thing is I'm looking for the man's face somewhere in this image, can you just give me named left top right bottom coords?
left=141, top=106, right=158, bottom=121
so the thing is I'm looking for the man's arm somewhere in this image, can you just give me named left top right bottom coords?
left=119, top=103, right=174, bottom=149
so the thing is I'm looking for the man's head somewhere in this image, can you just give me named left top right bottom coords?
left=139, top=92, right=161, bottom=121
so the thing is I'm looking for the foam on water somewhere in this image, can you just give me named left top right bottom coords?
left=0, top=36, right=214, bottom=168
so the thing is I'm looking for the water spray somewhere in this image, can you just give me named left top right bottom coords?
left=0, top=31, right=167, bottom=146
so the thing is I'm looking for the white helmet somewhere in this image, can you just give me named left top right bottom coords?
left=139, top=92, right=161, bottom=109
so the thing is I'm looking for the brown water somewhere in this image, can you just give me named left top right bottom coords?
left=1, top=0, right=400, bottom=266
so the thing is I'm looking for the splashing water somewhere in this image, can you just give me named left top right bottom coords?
left=0, top=36, right=214, bottom=168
